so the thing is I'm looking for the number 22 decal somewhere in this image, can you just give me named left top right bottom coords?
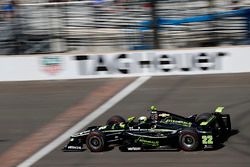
left=202, top=135, right=213, bottom=144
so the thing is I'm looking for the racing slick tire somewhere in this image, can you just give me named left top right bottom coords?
left=179, top=129, right=199, bottom=151
left=106, top=115, right=125, bottom=125
left=195, top=113, right=212, bottom=124
left=86, top=131, right=106, bottom=152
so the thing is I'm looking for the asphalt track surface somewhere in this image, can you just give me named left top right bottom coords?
left=1, top=73, right=250, bottom=167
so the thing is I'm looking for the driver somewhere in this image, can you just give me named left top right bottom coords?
left=137, top=116, right=151, bottom=129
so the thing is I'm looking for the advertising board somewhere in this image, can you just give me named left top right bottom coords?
left=0, top=46, right=249, bottom=81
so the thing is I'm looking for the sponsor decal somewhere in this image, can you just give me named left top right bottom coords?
left=41, top=56, right=63, bottom=75
left=67, top=146, right=82, bottom=150
left=159, top=113, right=170, bottom=117
left=135, top=137, right=160, bottom=147
left=165, top=119, right=192, bottom=127
left=127, top=147, right=142, bottom=151
left=74, top=52, right=227, bottom=75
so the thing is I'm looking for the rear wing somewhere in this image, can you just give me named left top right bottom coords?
left=200, top=106, right=224, bottom=126
left=215, top=106, right=224, bottom=113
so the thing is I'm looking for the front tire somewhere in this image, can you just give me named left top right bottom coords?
left=86, top=131, right=105, bottom=152
left=179, top=129, right=199, bottom=151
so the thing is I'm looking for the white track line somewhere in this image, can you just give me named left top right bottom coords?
left=17, top=76, right=151, bottom=167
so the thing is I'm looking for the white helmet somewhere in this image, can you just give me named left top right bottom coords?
left=138, top=116, right=147, bottom=123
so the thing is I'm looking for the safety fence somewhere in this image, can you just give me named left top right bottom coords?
left=0, top=0, right=250, bottom=55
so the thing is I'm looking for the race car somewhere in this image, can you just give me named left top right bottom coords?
left=63, top=106, right=231, bottom=152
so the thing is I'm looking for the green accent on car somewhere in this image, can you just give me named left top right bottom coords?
left=200, top=122, right=208, bottom=126
left=150, top=106, right=157, bottom=111
left=127, top=116, right=135, bottom=122
left=200, top=115, right=216, bottom=126
left=202, top=135, right=213, bottom=144
left=135, top=137, right=159, bottom=147
left=119, top=122, right=125, bottom=128
left=111, top=124, right=116, bottom=129
left=164, top=119, right=192, bottom=127
left=215, top=106, right=224, bottom=113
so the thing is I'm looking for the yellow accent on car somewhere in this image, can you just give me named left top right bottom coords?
left=127, top=116, right=135, bottom=122
left=200, top=115, right=216, bottom=126
left=119, top=122, right=125, bottom=128
left=215, top=106, right=224, bottom=113
left=200, top=121, right=208, bottom=126
left=150, top=106, right=157, bottom=111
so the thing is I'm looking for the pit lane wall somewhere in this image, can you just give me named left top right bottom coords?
left=0, top=46, right=250, bottom=81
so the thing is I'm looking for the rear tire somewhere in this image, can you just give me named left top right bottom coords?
left=106, top=115, right=125, bottom=125
left=179, top=129, right=199, bottom=151
left=195, top=113, right=212, bottom=124
left=86, top=131, right=105, bottom=152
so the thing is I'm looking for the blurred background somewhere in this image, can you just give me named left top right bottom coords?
left=0, top=0, right=249, bottom=55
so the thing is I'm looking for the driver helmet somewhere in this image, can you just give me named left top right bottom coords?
left=138, top=116, right=147, bottom=123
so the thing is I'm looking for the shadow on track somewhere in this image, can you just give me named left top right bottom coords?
left=0, top=139, right=9, bottom=142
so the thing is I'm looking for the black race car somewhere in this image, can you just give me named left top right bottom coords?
left=63, top=106, right=231, bottom=152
